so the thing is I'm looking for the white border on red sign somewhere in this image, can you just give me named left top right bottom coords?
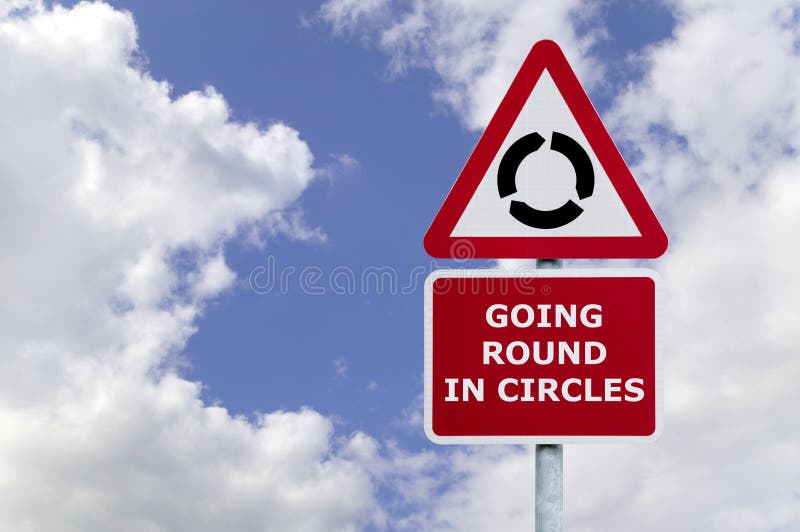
left=424, top=268, right=664, bottom=445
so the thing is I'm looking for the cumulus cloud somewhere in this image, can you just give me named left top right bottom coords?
left=188, top=254, right=236, bottom=299
left=0, top=2, right=379, bottom=530
left=320, top=0, right=800, bottom=530
left=317, top=0, right=603, bottom=130
left=6, top=0, right=799, bottom=529
left=409, top=446, right=535, bottom=530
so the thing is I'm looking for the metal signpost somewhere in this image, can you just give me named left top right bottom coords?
left=535, top=258, right=563, bottom=532
left=422, top=40, right=667, bottom=530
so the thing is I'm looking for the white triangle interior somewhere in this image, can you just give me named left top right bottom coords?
left=451, top=70, right=641, bottom=238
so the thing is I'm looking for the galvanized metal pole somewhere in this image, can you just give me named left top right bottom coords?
left=535, top=258, right=563, bottom=532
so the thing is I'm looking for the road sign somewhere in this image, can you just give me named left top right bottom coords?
left=424, top=268, right=662, bottom=444
left=423, top=40, right=668, bottom=259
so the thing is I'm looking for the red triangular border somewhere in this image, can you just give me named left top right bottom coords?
left=423, top=40, right=668, bottom=259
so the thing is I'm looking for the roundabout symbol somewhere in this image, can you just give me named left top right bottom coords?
left=497, top=131, right=594, bottom=229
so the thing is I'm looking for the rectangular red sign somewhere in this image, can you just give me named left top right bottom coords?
left=424, top=269, right=662, bottom=444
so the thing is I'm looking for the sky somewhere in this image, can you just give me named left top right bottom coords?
left=0, top=0, right=798, bottom=531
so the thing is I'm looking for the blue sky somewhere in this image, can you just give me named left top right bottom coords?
left=3, top=1, right=800, bottom=530
left=103, top=0, right=676, bottom=440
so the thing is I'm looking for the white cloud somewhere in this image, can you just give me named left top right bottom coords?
left=417, top=446, right=535, bottom=530
left=608, top=0, right=800, bottom=221
left=319, top=0, right=390, bottom=35
left=263, top=209, right=328, bottom=244
left=188, top=253, right=236, bottom=299
left=0, top=2, right=380, bottom=530
left=317, top=0, right=603, bottom=130
left=335, top=357, right=349, bottom=379
left=6, top=0, right=800, bottom=529
left=315, top=152, right=361, bottom=183
left=321, top=0, right=800, bottom=530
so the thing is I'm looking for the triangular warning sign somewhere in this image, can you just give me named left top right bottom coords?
left=424, top=40, right=667, bottom=259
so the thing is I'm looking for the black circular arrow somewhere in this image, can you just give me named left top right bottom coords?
left=497, top=131, right=594, bottom=229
